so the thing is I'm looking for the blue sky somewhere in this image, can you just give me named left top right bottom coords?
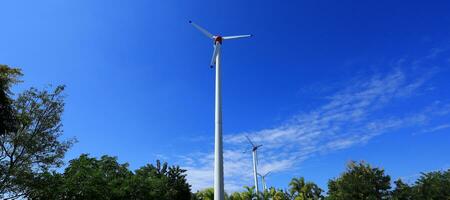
left=1, top=0, right=450, bottom=192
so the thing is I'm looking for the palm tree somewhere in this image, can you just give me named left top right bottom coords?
left=304, top=183, right=323, bottom=200
left=241, top=186, right=257, bottom=200
left=195, top=188, right=214, bottom=200
left=261, top=189, right=272, bottom=200
left=289, top=177, right=306, bottom=199
left=289, top=177, right=323, bottom=200
left=229, top=192, right=243, bottom=200
left=273, top=188, right=290, bottom=200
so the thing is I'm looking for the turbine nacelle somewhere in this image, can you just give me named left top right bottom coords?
left=246, top=136, right=262, bottom=152
left=189, top=20, right=251, bottom=68
left=252, top=144, right=262, bottom=152
left=213, top=36, right=223, bottom=44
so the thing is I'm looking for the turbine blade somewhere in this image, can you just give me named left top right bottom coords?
left=222, top=34, right=252, bottom=40
left=246, top=136, right=255, bottom=147
left=210, top=45, right=219, bottom=68
left=189, top=21, right=214, bottom=39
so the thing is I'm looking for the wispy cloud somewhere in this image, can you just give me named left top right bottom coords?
left=180, top=50, right=450, bottom=192
left=422, top=124, right=450, bottom=134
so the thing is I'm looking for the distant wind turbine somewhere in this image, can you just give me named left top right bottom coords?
left=190, top=21, right=252, bottom=200
left=245, top=136, right=262, bottom=195
left=258, top=171, right=271, bottom=192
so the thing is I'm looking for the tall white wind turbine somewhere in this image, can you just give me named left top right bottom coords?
left=245, top=136, right=262, bottom=196
left=189, top=21, right=251, bottom=200
left=258, top=171, right=271, bottom=192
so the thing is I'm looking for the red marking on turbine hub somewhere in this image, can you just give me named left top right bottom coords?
left=214, top=36, right=223, bottom=44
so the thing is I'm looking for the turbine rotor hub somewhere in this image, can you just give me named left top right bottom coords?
left=214, top=36, right=223, bottom=44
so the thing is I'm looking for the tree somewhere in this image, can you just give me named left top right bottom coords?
left=412, top=170, right=450, bottom=200
left=289, top=177, right=306, bottom=199
left=0, top=65, right=21, bottom=135
left=229, top=192, right=243, bottom=200
left=127, top=161, right=174, bottom=200
left=25, top=171, right=64, bottom=200
left=26, top=155, right=192, bottom=200
left=289, top=177, right=323, bottom=200
left=391, top=179, right=413, bottom=200
left=327, top=161, right=391, bottom=200
left=0, top=65, right=74, bottom=199
left=260, top=189, right=272, bottom=200
left=167, top=165, right=192, bottom=200
left=194, top=187, right=215, bottom=200
left=62, top=154, right=132, bottom=199
left=271, top=188, right=290, bottom=200
left=241, top=186, right=257, bottom=200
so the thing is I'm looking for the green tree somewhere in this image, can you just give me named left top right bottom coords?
left=26, top=171, right=64, bottom=200
left=266, top=187, right=278, bottom=198
left=260, top=189, right=272, bottom=200
left=127, top=159, right=192, bottom=200
left=0, top=65, right=21, bottom=135
left=289, top=177, right=323, bottom=200
left=26, top=155, right=192, bottom=200
left=0, top=65, right=74, bottom=199
left=229, top=192, right=243, bottom=200
left=241, top=185, right=257, bottom=200
left=195, top=187, right=215, bottom=200
left=391, top=179, right=413, bottom=200
left=272, top=188, right=290, bottom=200
left=412, top=170, right=450, bottom=200
left=289, top=177, right=306, bottom=199
left=127, top=162, right=171, bottom=199
left=62, top=154, right=132, bottom=199
left=167, top=165, right=192, bottom=200
left=327, top=161, right=391, bottom=200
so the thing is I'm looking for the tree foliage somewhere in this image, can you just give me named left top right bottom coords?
left=0, top=65, right=74, bottom=199
left=393, top=169, right=450, bottom=200
left=0, top=65, right=22, bottom=135
left=61, top=154, right=131, bottom=199
left=26, top=154, right=192, bottom=200
left=414, top=170, right=450, bottom=199
left=327, top=161, right=391, bottom=200
left=193, top=178, right=321, bottom=200
left=391, top=179, right=413, bottom=200
left=289, top=177, right=323, bottom=200
left=194, top=187, right=215, bottom=200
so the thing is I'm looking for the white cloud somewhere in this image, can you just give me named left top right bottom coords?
left=422, top=124, right=450, bottom=133
left=186, top=166, right=213, bottom=191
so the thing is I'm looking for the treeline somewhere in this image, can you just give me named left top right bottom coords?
left=28, top=155, right=191, bottom=200
left=193, top=161, right=450, bottom=200
left=1, top=65, right=449, bottom=199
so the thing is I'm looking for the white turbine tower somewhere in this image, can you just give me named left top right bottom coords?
left=189, top=21, right=251, bottom=200
left=258, top=171, right=271, bottom=192
left=245, top=136, right=262, bottom=196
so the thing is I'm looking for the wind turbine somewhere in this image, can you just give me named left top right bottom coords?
left=258, top=171, right=271, bottom=192
left=189, top=21, right=251, bottom=200
left=245, top=136, right=262, bottom=196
